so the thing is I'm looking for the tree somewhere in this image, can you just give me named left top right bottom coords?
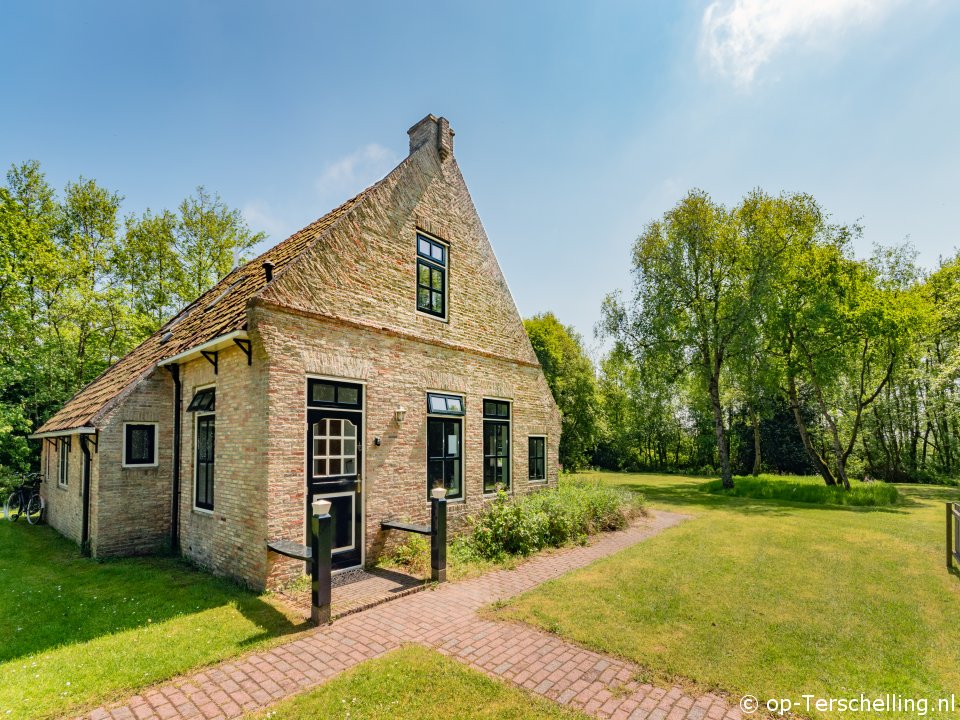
left=176, top=186, right=265, bottom=302
left=601, top=190, right=792, bottom=487
left=524, top=312, right=599, bottom=470
left=119, top=209, right=183, bottom=335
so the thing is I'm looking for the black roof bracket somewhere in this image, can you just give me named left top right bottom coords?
left=200, top=350, right=219, bottom=374
left=233, top=338, right=252, bottom=365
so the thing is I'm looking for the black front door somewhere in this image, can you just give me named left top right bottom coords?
left=306, top=379, right=363, bottom=570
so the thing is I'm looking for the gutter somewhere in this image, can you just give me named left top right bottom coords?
left=157, top=330, right=248, bottom=367
left=165, top=364, right=182, bottom=552
left=79, top=435, right=93, bottom=555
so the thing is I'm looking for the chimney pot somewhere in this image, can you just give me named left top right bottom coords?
left=262, top=261, right=275, bottom=283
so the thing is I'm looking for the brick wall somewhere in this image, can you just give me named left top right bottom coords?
left=40, top=435, right=86, bottom=544
left=94, top=370, right=174, bottom=556
left=177, top=342, right=269, bottom=589
left=255, top=306, right=561, bottom=588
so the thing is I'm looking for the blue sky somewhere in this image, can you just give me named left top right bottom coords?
left=3, top=1, right=958, bottom=352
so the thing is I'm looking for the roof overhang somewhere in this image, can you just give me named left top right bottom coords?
left=28, top=426, right=97, bottom=440
left=157, top=330, right=248, bottom=368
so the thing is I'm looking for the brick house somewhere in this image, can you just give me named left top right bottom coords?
left=31, top=115, right=561, bottom=590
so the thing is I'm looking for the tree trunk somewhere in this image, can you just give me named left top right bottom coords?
left=786, top=373, right=838, bottom=485
left=751, top=410, right=762, bottom=476
left=708, top=368, right=733, bottom=488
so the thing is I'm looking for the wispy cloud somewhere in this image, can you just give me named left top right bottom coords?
left=315, top=143, right=398, bottom=199
left=700, top=0, right=905, bottom=87
left=242, top=199, right=289, bottom=239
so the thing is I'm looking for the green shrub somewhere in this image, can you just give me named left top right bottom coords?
left=700, top=474, right=899, bottom=506
left=464, top=478, right=645, bottom=561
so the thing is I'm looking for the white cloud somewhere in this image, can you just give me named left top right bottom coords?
left=700, top=0, right=905, bottom=87
left=314, top=143, right=398, bottom=199
left=242, top=200, right=289, bottom=239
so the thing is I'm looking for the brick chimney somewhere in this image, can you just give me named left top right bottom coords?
left=408, top=114, right=454, bottom=161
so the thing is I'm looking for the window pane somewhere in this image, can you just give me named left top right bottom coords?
left=418, top=237, right=431, bottom=256
left=329, top=419, right=341, bottom=435
left=428, top=419, right=443, bottom=458
left=329, top=458, right=342, bottom=475
left=314, top=438, right=327, bottom=457
left=446, top=397, right=462, bottom=413
left=430, top=268, right=442, bottom=290
left=419, top=263, right=431, bottom=286
left=446, top=425, right=460, bottom=456
left=312, top=383, right=335, bottom=404
left=313, top=458, right=326, bottom=477
left=330, top=439, right=341, bottom=456
left=418, top=287, right=430, bottom=309
left=338, top=387, right=359, bottom=405
left=429, top=395, right=446, bottom=413
left=344, top=438, right=356, bottom=456
left=431, top=292, right=442, bottom=313
left=344, top=458, right=355, bottom=474
left=431, top=244, right=444, bottom=263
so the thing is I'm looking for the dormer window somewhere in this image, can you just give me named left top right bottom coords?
left=416, top=233, right=447, bottom=319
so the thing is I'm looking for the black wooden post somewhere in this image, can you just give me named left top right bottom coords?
left=948, top=502, right=954, bottom=570
left=311, top=501, right=333, bottom=625
left=430, top=491, right=447, bottom=583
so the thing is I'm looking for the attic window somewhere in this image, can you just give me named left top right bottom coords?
left=427, top=393, right=465, bottom=416
left=416, top=233, right=447, bottom=319
left=187, top=388, right=216, bottom=412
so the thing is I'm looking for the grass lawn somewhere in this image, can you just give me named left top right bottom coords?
left=248, top=645, right=586, bottom=719
left=495, top=471, right=960, bottom=719
left=0, top=520, right=307, bottom=720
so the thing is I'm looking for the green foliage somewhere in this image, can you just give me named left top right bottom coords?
left=699, top=474, right=899, bottom=506
left=464, top=478, right=645, bottom=561
left=0, top=162, right=267, bottom=476
left=524, top=312, right=599, bottom=469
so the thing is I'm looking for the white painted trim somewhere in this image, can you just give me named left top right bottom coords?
left=121, top=422, right=160, bottom=468
left=303, top=375, right=367, bottom=571
left=426, top=390, right=466, bottom=504
left=192, top=384, right=217, bottom=513
left=527, top=434, right=548, bottom=484
left=414, top=229, right=450, bottom=323
left=58, top=437, right=70, bottom=488
left=481, top=397, right=513, bottom=497
left=157, top=330, right=248, bottom=367
left=29, top=426, right=96, bottom=440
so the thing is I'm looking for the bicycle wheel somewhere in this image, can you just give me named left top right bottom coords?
left=26, top=494, right=44, bottom=525
left=5, top=491, right=22, bottom=521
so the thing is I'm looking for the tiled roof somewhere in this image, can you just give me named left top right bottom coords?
left=35, top=188, right=372, bottom=434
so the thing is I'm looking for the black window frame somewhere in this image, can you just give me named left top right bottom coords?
left=483, top=400, right=511, bottom=494
left=307, top=379, right=363, bottom=410
left=187, top=387, right=216, bottom=413
left=528, top=436, right=546, bottom=482
left=416, top=233, right=447, bottom=319
left=426, top=392, right=465, bottom=416
left=123, top=423, right=158, bottom=468
left=427, top=415, right=464, bottom=501
left=194, top=413, right=215, bottom=511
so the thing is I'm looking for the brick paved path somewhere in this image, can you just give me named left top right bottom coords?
left=82, top=511, right=745, bottom=720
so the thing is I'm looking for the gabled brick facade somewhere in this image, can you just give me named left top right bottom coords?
left=37, top=115, right=561, bottom=590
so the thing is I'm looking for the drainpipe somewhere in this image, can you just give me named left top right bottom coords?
left=79, top=434, right=92, bottom=555
left=166, top=364, right=182, bottom=552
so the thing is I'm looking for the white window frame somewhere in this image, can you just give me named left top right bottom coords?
left=426, top=391, right=466, bottom=504
left=58, top=437, right=70, bottom=488
left=122, top=422, right=159, bottom=468
left=192, top=383, right=217, bottom=514
left=482, top=397, right=513, bottom=496
left=528, top=434, right=548, bottom=483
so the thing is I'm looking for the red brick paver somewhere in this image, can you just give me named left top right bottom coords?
left=79, top=511, right=746, bottom=720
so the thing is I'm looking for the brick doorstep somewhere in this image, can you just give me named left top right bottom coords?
left=79, top=511, right=746, bottom=720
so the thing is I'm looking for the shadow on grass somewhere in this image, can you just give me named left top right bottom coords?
left=0, top=521, right=306, bottom=664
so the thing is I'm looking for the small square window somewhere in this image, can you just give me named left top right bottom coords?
left=187, top=388, right=216, bottom=412
left=124, top=424, right=157, bottom=467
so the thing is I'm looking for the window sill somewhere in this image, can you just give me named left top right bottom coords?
left=192, top=507, right=214, bottom=517
left=415, top=309, right=450, bottom=324
left=122, top=463, right=159, bottom=470
left=56, top=483, right=68, bottom=491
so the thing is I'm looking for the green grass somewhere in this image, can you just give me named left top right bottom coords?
left=495, top=471, right=960, bottom=719
left=0, top=521, right=307, bottom=720
left=247, top=645, right=586, bottom=719
left=701, top=473, right=899, bottom=506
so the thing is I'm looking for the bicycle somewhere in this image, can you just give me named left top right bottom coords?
left=3, top=472, right=45, bottom=524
